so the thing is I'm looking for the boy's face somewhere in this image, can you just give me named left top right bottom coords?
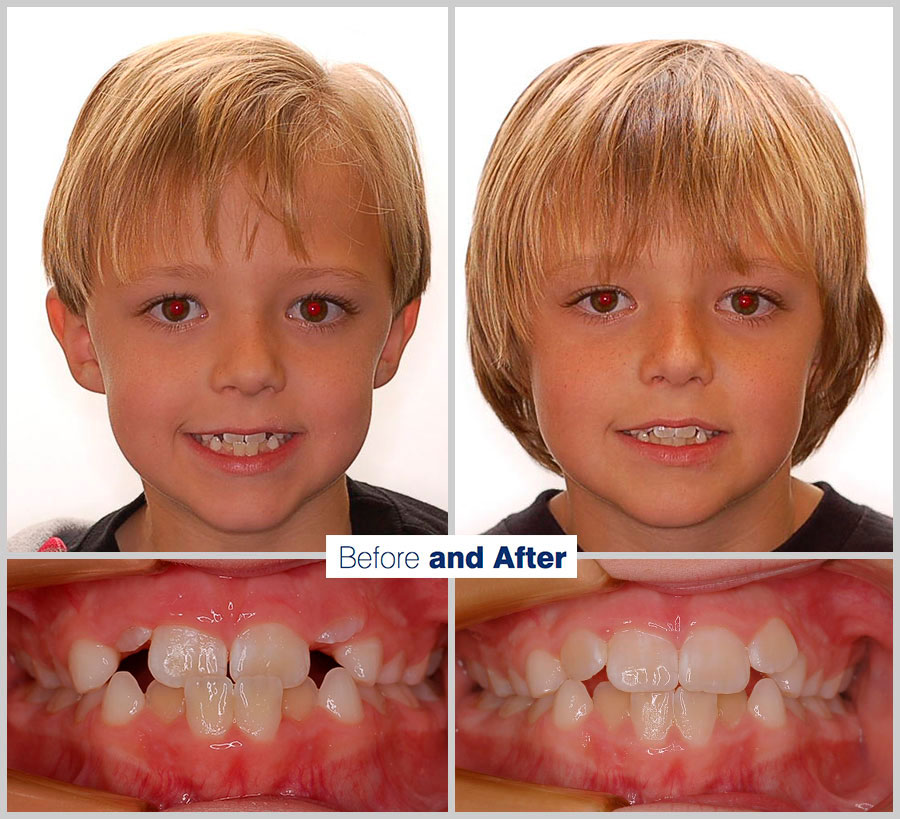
left=56, top=169, right=415, bottom=535
left=528, top=231, right=823, bottom=529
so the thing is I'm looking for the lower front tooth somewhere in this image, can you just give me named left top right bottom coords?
left=68, top=639, right=120, bottom=693
left=630, top=691, right=674, bottom=741
left=747, top=678, right=786, bottom=727
left=283, top=678, right=318, bottom=721
left=527, top=694, right=553, bottom=724
left=235, top=676, right=283, bottom=741
left=184, top=676, right=234, bottom=737
left=102, top=671, right=145, bottom=725
left=592, top=681, right=630, bottom=729
left=318, top=667, right=364, bottom=723
left=47, top=688, right=81, bottom=713
left=552, top=680, right=593, bottom=729
left=673, top=688, right=717, bottom=745
left=716, top=690, right=748, bottom=727
left=146, top=680, right=185, bottom=723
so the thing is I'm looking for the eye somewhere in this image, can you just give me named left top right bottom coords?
left=718, top=289, right=780, bottom=318
left=147, top=296, right=205, bottom=324
left=575, top=288, right=635, bottom=316
left=287, top=296, right=347, bottom=325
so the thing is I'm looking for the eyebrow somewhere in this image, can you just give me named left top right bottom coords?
left=132, top=264, right=372, bottom=283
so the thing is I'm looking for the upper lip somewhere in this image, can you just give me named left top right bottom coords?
left=187, top=427, right=297, bottom=435
left=619, top=418, right=725, bottom=431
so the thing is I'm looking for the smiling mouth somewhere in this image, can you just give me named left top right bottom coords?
left=189, top=432, right=297, bottom=456
left=621, top=425, right=723, bottom=446
left=8, top=561, right=448, bottom=811
left=455, top=561, right=891, bottom=811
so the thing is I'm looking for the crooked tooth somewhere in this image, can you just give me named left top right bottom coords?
left=47, top=688, right=81, bottom=714
left=769, top=652, right=807, bottom=698
left=748, top=618, right=798, bottom=674
left=827, top=697, right=847, bottom=716
left=246, top=432, right=267, bottom=444
left=508, top=668, right=530, bottom=698
left=487, top=668, right=514, bottom=697
left=838, top=666, right=854, bottom=693
left=466, top=659, right=490, bottom=690
left=747, top=678, right=786, bottom=727
left=717, top=691, right=748, bottom=728
left=318, top=667, right=364, bottom=723
left=74, top=687, right=105, bottom=723
left=25, top=683, right=54, bottom=704
left=230, top=623, right=310, bottom=689
left=244, top=441, right=260, bottom=456
left=184, top=676, right=233, bottom=737
left=696, top=429, right=708, bottom=444
left=607, top=630, right=677, bottom=692
left=560, top=629, right=607, bottom=681
left=674, top=425, right=698, bottom=438
left=525, top=649, right=566, bottom=698
left=801, top=668, right=823, bottom=698
left=403, top=655, right=430, bottom=686
left=334, top=637, right=382, bottom=685
left=222, top=433, right=243, bottom=443
left=381, top=683, right=420, bottom=709
left=149, top=626, right=226, bottom=688
left=673, top=688, right=717, bottom=745
left=283, top=678, right=318, bottom=721
left=53, top=660, right=75, bottom=690
left=377, top=652, right=406, bottom=685
left=552, top=680, right=593, bottom=729
left=630, top=691, right=674, bottom=741
left=801, top=696, right=831, bottom=719
left=653, top=426, right=676, bottom=438
left=527, top=693, right=554, bottom=724
left=499, top=695, right=533, bottom=719
left=819, top=672, right=843, bottom=700
left=317, top=617, right=364, bottom=644
left=235, top=676, right=283, bottom=741
left=592, top=681, right=630, bottom=729
left=115, top=626, right=152, bottom=654
left=233, top=442, right=247, bottom=456
left=784, top=696, right=806, bottom=721
left=426, top=649, right=443, bottom=677
left=637, top=430, right=651, bottom=442
left=476, top=691, right=502, bottom=711
left=146, top=680, right=185, bottom=723
left=210, top=437, right=223, bottom=452
left=33, top=659, right=62, bottom=689
left=68, top=639, right=120, bottom=694
left=679, top=627, right=748, bottom=693
left=358, top=682, right=387, bottom=714
left=412, top=680, right=440, bottom=703
left=267, top=435, right=280, bottom=450
left=101, top=671, right=145, bottom=725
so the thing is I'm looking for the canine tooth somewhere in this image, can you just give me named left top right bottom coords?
left=819, top=672, right=842, bottom=700
left=466, top=659, right=490, bottom=690
left=508, top=668, right=530, bottom=698
left=696, top=429, right=708, bottom=444
left=800, top=696, right=831, bottom=719
left=246, top=432, right=267, bottom=444
left=560, top=629, right=607, bottom=681
left=101, top=671, right=145, bottom=725
left=674, top=425, right=698, bottom=438
left=717, top=691, right=748, bottom=727
left=235, top=676, right=283, bottom=741
left=426, top=649, right=443, bottom=677
left=673, top=688, right=717, bottom=745
left=115, top=626, right=152, bottom=653
left=653, top=426, right=676, bottom=438
left=210, top=437, right=223, bottom=452
left=403, top=655, right=430, bottom=686
left=486, top=668, right=514, bottom=697
left=267, top=436, right=280, bottom=450
left=317, top=617, right=364, bottom=644
left=552, top=680, right=593, bottom=729
left=747, top=678, right=786, bottom=727
left=75, top=687, right=105, bottom=722
left=149, top=626, right=227, bottom=687
left=33, top=659, right=62, bottom=689
left=146, top=680, right=185, bottom=723
left=334, top=637, right=382, bottom=685
left=377, top=652, right=406, bottom=684
left=525, top=649, right=566, bottom=698
left=770, top=652, right=807, bottom=698
left=748, top=618, right=798, bottom=674
left=47, top=688, right=81, bottom=713
left=679, top=627, right=748, bottom=693
left=223, top=433, right=243, bottom=443
left=637, top=430, right=651, bottom=442
left=69, top=639, right=120, bottom=693
left=499, top=695, right=533, bottom=718
left=593, top=681, right=630, bottom=729
left=630, top=691, right=674, bottom=741
left=607, top=630, right=677, bottom=692
left=801, top=668, right=823, bottom=698
left=283, top=678, right=318, bottom=721
left=357, top=682, right=387, bottom=714
left=381, top=683, right=420, bottom=708
left=230, top=623, right=310, bottom=688
left=318, top=667, right=364, bottom=724
left=412, top=680, right=441, bottom=703
left=527, top=693, right=554, bottom=723
left=184, top=676, right=234, bottom=737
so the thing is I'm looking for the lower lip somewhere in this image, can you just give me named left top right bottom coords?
left=617, top=431, right=727, bottom=466
left=184, top=433, right=302, bottom=476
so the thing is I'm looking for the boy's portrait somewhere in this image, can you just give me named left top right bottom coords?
left=457, top=8, right=891, bottom=548
left=9, top=8, right=448, bottom=549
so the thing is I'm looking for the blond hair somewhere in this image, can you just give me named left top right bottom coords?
left=45, top=32, right=429, bottom=314
left=467, top=40, right=883, bottom=470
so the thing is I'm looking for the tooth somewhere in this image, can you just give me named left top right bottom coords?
left=210, top=437, right=223, bottom=452
left=334, top=637, right=382, bottom=685
left=838, top=667, right=854, bottom=693
left=12, top=650, right=36, bottom=678
left=717, top=691, right=748, bottom=727
left=426, top=649, right=443, bottom=677
left=229, top=623, right=309, bottom=688
left=377, top=652, right=406, bottom=684
left=200, top=434, right=213, bottom=443
left=403, top=655, right=430, bottom=686
left=827, top=697, right=847, bottom=716
left=679, top=627, right=748, bottom=693
left=411, top=680, right=440, bottom=703
left=52, top=660, right=75, bottom=690
left=101, top=671, right=145, bottom=725
left=747, top=618, right=798, bottom=674
left=317, top=617, right=363, bottom=644
left=246, top=432, right=267, bottom=444
left=476, top=691, right=502, bottom=711
left=527, top=693, right=554, bottom=723
left=466, top=659, right=490, bottom=690
left=801, top=668, right=823, bottom=698
left=499, top=695, right=533, bottom=719
left=607, top=630, right=677, bottom=692
left=747, top=678, right=786, bottom=727
left=146, top=680, right=185, bottom=723
left=674, top=425, right=698, bottom=438
left=770, top=652, right=807, bottom=698
left=184, top=676, right=234, bottom=737
left=653, top=426, right=676, bottom=438
left=630, top=691, right=674, bottom=741
left=233, top=442, right=247, bottom=456
left=115, top=626, right=152, bottom=653
left=47, top=688, right=81, bottom=713
left=25, top=683, right=54, bottom=704
left=637, top=430, right=651, bottom=442
left=74, top=687, right=105, bottom=723
left=358, top=683, right=387, bottom=714
left=267, top=436, right=280, bottom=450
left=223, top=433, right=243, bottom=443
left=68, top=639, right=120, bottom=693
left=149, top=626, right=227, bottom=687
left=508, top=668, right=530, bottom=697
left=592, top=681, right=631, bottom=729
left=784, top=696, right=806, bottom=721
left=318, top=667, right=364, bottom=723
left=525, top=649, right=566, bottom=698
left=283, top=678, right=318, bottom=721
left=819, top=672, right=842, bottom=700
left=560, top=629, right=607, bottom=681
left=696, top=429, right=708, bottom=444
left=381, top=682, right=420, bottom=708
left=552, top=680, right=593, bottom=729
left=244, top=441, right=260, bottom=456
left=235, top=675, right=283, bottom=741
left=800, top=696, right=831, bottom=719
left=486, top=668, right=514, bottom=697
left=33, top=659, right=62, bottom=689
left=673, top=688, right=717, bottom=745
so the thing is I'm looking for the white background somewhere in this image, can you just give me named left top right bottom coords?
left=7, top=7, right=449, bottom=536
left=454, top=7, right=893, bottom=534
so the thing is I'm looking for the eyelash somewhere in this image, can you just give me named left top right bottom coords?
left=567, top=287, right=635, bottom=321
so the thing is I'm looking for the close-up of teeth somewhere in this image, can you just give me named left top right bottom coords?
left=624, top=425, right=721, bottom=446
left=191, top=431, right=294, bottom=456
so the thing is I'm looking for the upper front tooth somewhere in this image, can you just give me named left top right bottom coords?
left=317, top=667, right=364, bottom=724
left=229, top=623, right=310, bottom=688
left=223, top=433, right=244, bottom=443
left=148, top=626, right=227, bottom=687
left=334, top=638, right=383, bottom=684
left=679, top=627, right=749, bottom=693
left=674, top=426, right=698, bottom=438
left=607, top=630, right=677, bottom=692
left=68, top=640, right=120, bottom=693
left=317, top=617, right=364, bottom=644
left=652, top=426, right=676, bottom=438
left=525, top=649, right=566, bottom=698
left=115, top=627, right=152, bottom=653
left=748, top=618, right=798, bottom=674
left=560, top=629, right=607, bottom=681
left=235, top=675, right=283, bottom=741
left=245, top=432, right=267, bottom=444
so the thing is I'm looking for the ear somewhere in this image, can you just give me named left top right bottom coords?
left=46, top=288, right=106, bottom=394
left=374, top=298, right=420, bottom=388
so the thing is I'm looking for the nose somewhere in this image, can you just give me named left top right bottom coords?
left=638, top=304, right=714, bottom=386
left=210, top=315, right=286, bottom=395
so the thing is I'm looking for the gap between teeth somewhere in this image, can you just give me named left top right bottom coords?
left=192, top=432, right=294, bottom=455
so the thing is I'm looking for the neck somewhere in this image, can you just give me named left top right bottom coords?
left=116, top=479, right=351, bottom=552
left=551, top=472, right=823, bottom=552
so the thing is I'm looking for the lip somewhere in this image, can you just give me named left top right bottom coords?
left=619, top=418, right=725, bottom=433
left=183, top=431, right=302, bottom=476
left=617, top=428, right=727, bottom=466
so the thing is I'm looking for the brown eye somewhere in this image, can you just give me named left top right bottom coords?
left=152, top=297, right=202, bottom=323
left=589, top=290, right=619, bottom=313
left=731, top=292, right=760, bottom=315
left=299, top=298, right=329, bottom=322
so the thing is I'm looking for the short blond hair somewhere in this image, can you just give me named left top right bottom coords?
left=467, top=40, right=883, bottom=470
left=45, top=32, right=429, bottom=314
